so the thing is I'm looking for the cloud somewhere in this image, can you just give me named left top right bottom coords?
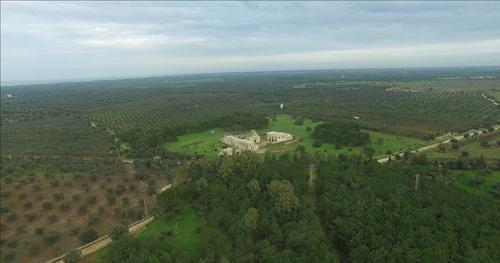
left=1, top=1, right=500, bottom=82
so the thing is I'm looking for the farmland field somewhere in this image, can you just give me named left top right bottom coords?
left=0, top=160, right=159, bottom=263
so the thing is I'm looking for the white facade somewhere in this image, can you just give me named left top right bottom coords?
left=266, top=132, right=293, bottom=143
left=221, top=135, right=259, bottom=151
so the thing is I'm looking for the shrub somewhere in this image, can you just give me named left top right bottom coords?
left=63, top=250, right=81, bottom=263
left=2, top=251, right=16, bottom=262
left=3, top=176, right=13, bottom=184
left=109, top=224, right=128, bottom=241
left=27, top=241, right=40, bottom=256
left=42, top=201, right=53, bottom=210
left=16, top=225, right=26, bottom=233
left=34, top=226, right=44, bottom=236
left=43, top=231, right=60, bottom=245
left=69, top=226, right=80, bottom=236
left=79, top=228, right=98, bottom=244
left=461, top=151, right=469, bottom=157
left=24, top=212, right=37, bottom=221
left=451, top=143, right=460, bottom=150
left=6, top=212, right=17, bottom=221
left=18, top=193, right=27, bottom=199
left=312, top=140, right=322, bottom=148
left=87, top=213, right=99, bottom=225
left=106, top=194, right=116, bottom=204
left=72, top=193, right=81, bottom=202
left=7, top=239, right=17, bottom=248
left=97, top=205, right=105, bottom=214
left=53, top=192, right=65, bottom=201
left=115, top=184, right=126, bottom=195
left=86, top=195, right=97, bottom=205
left=47, top=213, right=58, bottom=223
left=60, top=202, right=71, bottom=212
left=78, top=204, right=88, bottom=214
left=23, top=201, right=32, bottom=209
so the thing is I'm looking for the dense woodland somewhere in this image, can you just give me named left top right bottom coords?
left=312, top=121, right=370, bottom=146
left=103, top=152, right=500, bottom=262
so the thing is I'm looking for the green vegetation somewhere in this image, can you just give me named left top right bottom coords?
left=163, top=129, right=224, bottom=156
left=162, top=115, right=426, bottom=158
left=449, top=170, right=500, bottom=195
left=425, top=133, right=500, bottom=162
left=312, top=121, right=370, bottom=146
left=139, top=205, right=206, bottom=255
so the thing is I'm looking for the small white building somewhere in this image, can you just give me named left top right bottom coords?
left=266, top=132, right=293, bottom=143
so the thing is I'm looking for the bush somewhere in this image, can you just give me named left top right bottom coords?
left=451, top=143, right=460, bottom=150
left=43, top=231, right=60, bottom=245
left=312, top=140, right=322, bottom=148
left=79, top=204, right=88, bottom=214
left=47, top=213, right=58, bottom=223
left=461, top=151, right=469, bottom=157
left=79, top=228, right=98, bottom=244
left=69, top=226, right=80, bottom=236
left=86, top=195, right=97, bottom=205
left=63, top=250, right=81, bottom=263
left=2, top=251, right=16, bottom=262
left=32, top=183, right=42, bottom=192
left=87, top=213, right=99, bottom=225
left=24, top=212, right=37, bottom=221
left=53, top=192, right=65, bottom=201
left=7, top=239, right=17, bottom=248
left=6, top=212, right=17, bottom=222
left=34, top=226, right=44, bottom=236
left=109, top=224, right=128, bottom=241
left=16, top=225, right=26, bottom=233
left=23, top=201, right=33, bottom=209
left=3, top=176, right=13, bottom=184
left=42, top=201, right=53, bottom=210
left=60, top=202, right=71, bottom=211
left=71, top=193, right=81, bottom=202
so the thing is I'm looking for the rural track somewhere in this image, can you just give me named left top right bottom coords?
left=377, top=125, right=500, bottom=163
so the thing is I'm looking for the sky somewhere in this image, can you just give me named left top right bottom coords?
left=1, top=1, right=500, bottom=84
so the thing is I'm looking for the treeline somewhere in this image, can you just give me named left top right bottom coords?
left=312, top=121, right=370, bottom=146
left=118, top=112, right=268, bottom=158
left=315, top=161, right=500, bottom=262
left=104, top=150, right=500, bottom=262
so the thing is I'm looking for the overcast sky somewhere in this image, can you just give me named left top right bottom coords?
left=1, top=1, right=500, bottom=83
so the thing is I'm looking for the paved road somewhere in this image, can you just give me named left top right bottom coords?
left=377, top=125, right=500, bottom=163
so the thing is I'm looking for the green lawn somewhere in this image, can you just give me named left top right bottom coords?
left=163, top=129, right=225, bottom=157
left=162, top=115, right=426, bottom=158
left=264, top=115, right=425, bottom=157
left=86, top=205, right=206, bottom=262
left=449, top=170, right=500, bottom=195
left=139, top=205, right=206, bottom=256
left=425, top=135, right=500, bottom=162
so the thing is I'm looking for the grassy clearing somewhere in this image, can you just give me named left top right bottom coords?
left=86, top=204, right=206, bottom=262
left=163, top=129, right=224, bottom=157
left=139, top=205, right=206, bottom=256
left=425, top=134, right=500, bottom=162
left=449, top=170, right=500, bottom=195
left=162, top=115, right=426, bottom=158
left=264, top=115, right=425, bottom=157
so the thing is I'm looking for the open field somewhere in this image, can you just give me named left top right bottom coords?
left=424, top=133, right=500, bottom=162
left=163, top=115, right=426, bottom=158
left=0, top=165, right=158, bottom=263
left=449, top=170, right=500, bottom=195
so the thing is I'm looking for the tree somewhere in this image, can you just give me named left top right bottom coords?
left=312, top=141, right=322, bottom=148
left=110, top=225, right=128, bottom=241
left=438, top=144, right=446, bottom=152
left=306, top=126, right=312, bottom=133
left=63, top=250, right=81, bottom=263
left=267, top=180, right=300, bottom=213
left=43, top=231, right=60, bottom=245
left=241, top=207, right=259, bottom=232
left=79, top=228, right=98, bottom=244
left=451, top=143, right=459, bottom=150
left=362, top=146, right=375, bottom=160
left=461, top=151, right=469, bottom=157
